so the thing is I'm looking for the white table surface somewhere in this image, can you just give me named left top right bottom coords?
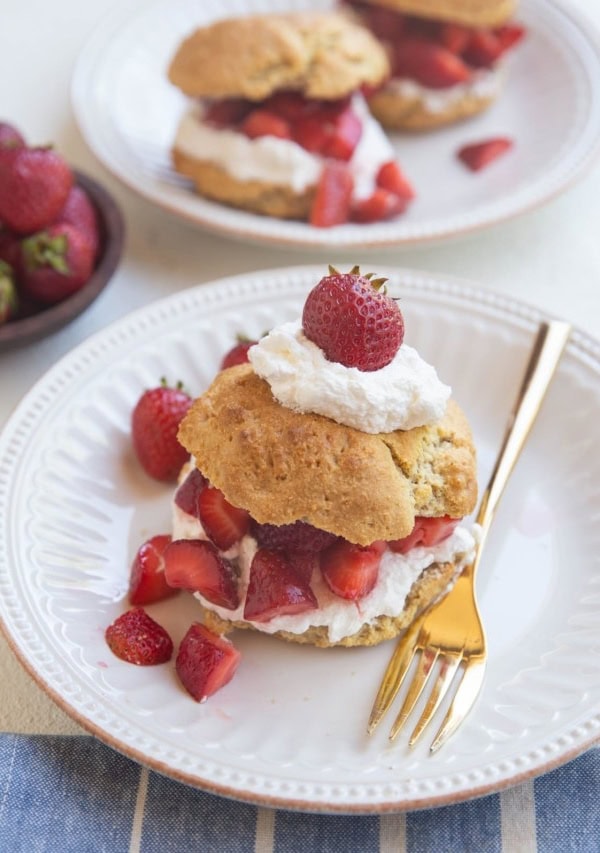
left=1, top=0, right=600, bottom=735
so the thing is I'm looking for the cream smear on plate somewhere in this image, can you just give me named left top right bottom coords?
left=173, top=94, right=394, bottom=199
left=248, top=319, right=450, bottom=433
left=172, top=504, right=478, bottom=644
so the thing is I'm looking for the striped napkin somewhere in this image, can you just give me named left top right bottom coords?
left=0, top=734, right=597, bottom=851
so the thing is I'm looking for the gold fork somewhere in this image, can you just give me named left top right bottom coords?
left=367, top=320, right=572, bottom=753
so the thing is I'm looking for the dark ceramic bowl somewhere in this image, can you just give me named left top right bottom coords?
left=0, top=170, right=124, bottom=352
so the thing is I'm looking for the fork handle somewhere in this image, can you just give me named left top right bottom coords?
left=475, top=320, right=571, bottom=550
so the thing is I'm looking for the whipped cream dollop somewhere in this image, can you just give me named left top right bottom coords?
left=172, top=503, right=478, bottom=644
left=173, top=94, right=394, bottom=200
left=385, top=67, right=504, bottom=114
left=248, top=319, right=450, bottom=433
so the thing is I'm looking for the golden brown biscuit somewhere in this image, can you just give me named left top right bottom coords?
left=202, top=558, right=458, bottom=647
left=367, top=81, right=498, bottom=130
left=177, top=363, right=477, bottom=547
left=168, top=12, right=390, bottom=102
left=357, top=0, right=517, bottom=28
left=171, top=149, right=314, bottom=219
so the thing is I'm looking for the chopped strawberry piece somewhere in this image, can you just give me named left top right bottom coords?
left=163, top=538, right=239, bottom=609
left=322, top=107, right=362, bottom=162
left=176, top=623, right=241, bottom=702
left=251, top=519, right=338, bottom=552
left=220, top=338, right=257, bottom=370
left=437, top=22, right=471, bottom=55
left=351, top=188, right=409, bottom=223
left=198, top=486, right=250, bottom=550
left=285, top=550, right=319, bottom=584
left=495, top=24, right=526, bottom=52
left=457, top=137, right=514, bottom=171
left=128, top=534, right=178, bottom=606
left=293, top=114, right=330, bottom=154
left=243, top=548, right=318, bottom=622
left=241, top=109, right=292, bottom=140
left=173, top=467, right=207, bottom=517
left=376, top=161, right=416, bottom=201
left=204, top=98, right=251, bottom=128
left=388, top=516, right=460, bottom=554
left=463, top=29, right=503, bottom=68
left=393, top=39, right=471, bottom=88
left=320, top=540, right=382, bottom=601
left=309, top=162, right=353, bottom=227
left=105, top=608, right=173, bottom=665
left=263, top=91, right=314, bottom=121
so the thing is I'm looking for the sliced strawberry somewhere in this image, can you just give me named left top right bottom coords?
left=204, top=98, right=251, bottom=128
left=309, top=162, right=353, bottom=227
left=351, top=188, right=409, bottom=223
left=243, top=548, right=318, bottom=622
left=198, top=486, right=250, bottom=551
left=241, top=109, right=292, bottom=140
left=322, top=107, right=362, bottom=161
left=437, top=22, right=471, bottom=55
left=376, top=161, right=416, bottom=201
left=388, top=516, right=460, bottom=554
left=495, top=23, right=526, bottom=52
left=393, top=39, right=471, bottom=88
left=176, top=623, right=241, bottom=702
left=163, top=538, right=239, bottom=609
left=463, top=29, right=503, bottom=68
left=251, top=519, right=338, bottom=552
left=293, top=114, right=330, bottom=154
left=320, top=540, right=382, bottom=601
left=173, top=467, right=207, bottom=517
left=264, top=91, right=314, bottom=121
left=285, top=550, right=319, bottom=585
left=457, top=137, right=514, bottom=171
left=105, top=608, right=173, bottom=665
left=128, top=534, right=178, bottom=606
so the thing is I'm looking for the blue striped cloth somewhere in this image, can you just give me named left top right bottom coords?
left=0, top=735, right=597, bottom=852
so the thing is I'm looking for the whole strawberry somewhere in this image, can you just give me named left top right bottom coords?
left=302, top=265, right=404, bottom=371
left=0, top=261, right=17, bottom=325
left=131, top=379, right=193, bottom=482
left=105, top=608, right=173, bottom=665
left=19, top=223, right=94, bottom=304
left=0, top=145, right=73, bottom=234
left=0, top=121, right=25, bottom=149
left=0, top=227, right=19, bottom=269
left=55, top=185, right=100, bottom=259
left=220, top=336, right=258, bottom=370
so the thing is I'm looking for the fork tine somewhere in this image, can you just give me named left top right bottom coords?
left=429, top=657, right=487, bottom=754
left=366, top=617, right=423, bottom=734
left=389, top=647, right=438, bottom=741
left=408, top=652, right=462, bottom=747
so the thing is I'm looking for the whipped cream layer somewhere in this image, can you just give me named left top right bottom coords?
left=173, top=94, right=394, bottom=200
left=385, top=67, right=504, bottom=114
left=172, top=504, right=477, bottom=644
left=248, top=319, right=450, bottom=433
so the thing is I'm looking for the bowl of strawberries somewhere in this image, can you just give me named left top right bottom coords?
left=0, top=121, right=124, bottom=352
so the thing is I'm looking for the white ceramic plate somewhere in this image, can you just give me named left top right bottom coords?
left=71, top=0, right=600, bottom=249
left=1, top=266, right=599, bottom=813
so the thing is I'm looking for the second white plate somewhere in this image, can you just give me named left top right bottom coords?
left=71, top=0, right=600, bottom=248
left=1, top=265, right=599, bottom=812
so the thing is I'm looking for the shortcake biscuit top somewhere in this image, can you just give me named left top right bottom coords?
left=357, top=0, right=517, bottom=27
left=177, top=364, right=477, bottom=546
left=168, top=12, right=390, bottom=101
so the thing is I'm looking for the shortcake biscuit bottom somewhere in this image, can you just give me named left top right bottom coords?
left=368, top=85, right=497, bottom=131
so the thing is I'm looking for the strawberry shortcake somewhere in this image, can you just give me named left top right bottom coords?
left=345, top=0, right=525, bottom=130
left=167, top=12, right=415, bottom=226
left=164, top=268, right=479, bottom=648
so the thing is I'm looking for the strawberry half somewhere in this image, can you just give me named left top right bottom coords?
left=128, top=534, right=178, bottom=606
left=309, top=162, right=353, bottom=228
left=173, top=467, right=208, bottom=517
left=351, top=189, right=409, bottom=224
left=241, top=109, right=292, bottom=140
left=457, top=137, right=514, bottom=171
left=376, top=161, right=416, bottom=201
left=105, top=608, right=173, bottom=666
left=243, top=548, right=318, bottom=622
left=163, top=538, right=239, bottom=609
left=176, top=623, right=241, bottom=702
left=198, top=486, right=250, bottom=551
left=388, top=516, right=460, bottom=554
left=320, top=540, right=383, bottom=601
left=393, top=39, right=471, bottom=88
